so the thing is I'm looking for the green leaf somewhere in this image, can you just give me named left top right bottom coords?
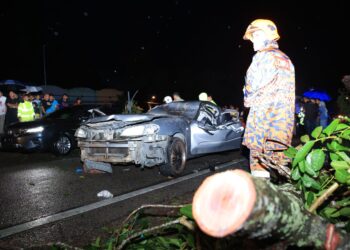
left=180, top=205, right=193, bottom=219
left=330, top=152, right=340, bottom=161
left=157, top=236, right=170, bottom=248
left=340, top=129, right=350, bottom=140
left=331, top=161, right=350, bottom=170
left=284, top=147, right=298, bottom=158
left=335, top=169, right=350, bottom=184
left=300, top=134, right=310, bottom=143
left=301, top=174, right=321, bottom=190
left=309, top=149, right=326, bottom=171
left=311, top=126, right=323, bottom=139
left=323, top=119, right=340, bottom=136
left=91, top=237, right=101, bottom=247
left=339, top=207, right=350, bottom=217
left=168, top=238, right=182, bottom=247
left=292, top=141, right=315, bottom=167
left=107, top=240, right=113, bottom=250
left=335, top=197, right=350, bottom=207
left=322, top=207, right=338, bottom=217
left=336, top=152, right=350, bottom=164
left=298, top=160, right=306, bottom=173
left=335, top=123, right=350, bottom=131
left=305, top=191, right=316, bottom=207
left=305, top=154, right=318, bottom=177
left=291, top=167, right=301, bottom=180
left=330, top=140, right=350, bottom=152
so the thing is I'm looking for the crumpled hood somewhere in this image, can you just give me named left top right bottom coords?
left=86, top=113, right=167, bottom=125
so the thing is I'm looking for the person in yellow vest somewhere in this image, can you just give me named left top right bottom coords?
left=17, top=94, right=35, bottom=122
left=198, top=92, right=217, bottom=105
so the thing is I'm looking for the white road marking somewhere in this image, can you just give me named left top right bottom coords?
left=0, top=158, right=246, bottom=239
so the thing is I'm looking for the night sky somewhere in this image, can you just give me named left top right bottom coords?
left=1, top=1, right=349, bottom=107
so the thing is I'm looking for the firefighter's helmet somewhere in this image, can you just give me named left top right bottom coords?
left=243, top=19, right=280, bottom=41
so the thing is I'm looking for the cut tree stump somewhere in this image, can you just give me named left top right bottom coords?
left=192, top=169, right=350, bottom=250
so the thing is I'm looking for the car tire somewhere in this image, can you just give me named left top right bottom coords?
left=53, top=134, right=72, bottom=155
left=159, top=137, right=186, bottom=177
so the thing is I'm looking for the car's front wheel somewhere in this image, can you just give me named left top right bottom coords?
left=159, top=137, right=186, bottom=177
left=53, top=134, right=72, bottom=155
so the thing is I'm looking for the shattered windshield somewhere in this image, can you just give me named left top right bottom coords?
left=148, top=101, right=200, bottom=120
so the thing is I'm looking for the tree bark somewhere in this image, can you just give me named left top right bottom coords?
left=192, top=170, right=349, bottom=250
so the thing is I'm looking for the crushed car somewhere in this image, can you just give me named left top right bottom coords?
left=75, top=101, right=244, bottom=176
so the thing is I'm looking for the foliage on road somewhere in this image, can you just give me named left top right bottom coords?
left=285, top=118, right=350, bottom=231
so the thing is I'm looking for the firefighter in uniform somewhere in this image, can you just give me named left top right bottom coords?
left=242, top=19, right=295, bottom=178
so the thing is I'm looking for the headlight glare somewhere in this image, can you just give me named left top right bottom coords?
left=25, top=126, right=44, bottom=133
left=120, top=125, right=145, bottom=137
left=75, top=128, right=87, bottom=138
left=121, top=124, right=159, bottom=137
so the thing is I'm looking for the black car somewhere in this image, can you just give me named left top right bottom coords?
left=0, top=105, right=105, bottom=155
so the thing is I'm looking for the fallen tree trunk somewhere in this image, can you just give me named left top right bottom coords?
left=192, top=170, right=350, bottom=250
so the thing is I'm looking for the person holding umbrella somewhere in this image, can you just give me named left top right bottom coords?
left=242, top=19, right=295, bottom=179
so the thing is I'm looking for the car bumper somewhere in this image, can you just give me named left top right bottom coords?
left=0, top=133, right=44, bottom=151
left=78, top=135, right=169, bottom=167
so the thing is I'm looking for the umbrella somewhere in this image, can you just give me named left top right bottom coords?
left=303, top=90, right=331, bottom=101
left=20, top=86, right=43, bottom=93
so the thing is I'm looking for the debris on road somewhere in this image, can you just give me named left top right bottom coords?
left=84, top=160, right=113, bottom=174
left=97, top=190, right=113, bottom=199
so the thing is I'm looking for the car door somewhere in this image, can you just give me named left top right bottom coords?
left=190, top=102, right=242, bottom=155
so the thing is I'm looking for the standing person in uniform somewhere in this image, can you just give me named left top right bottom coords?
left=242, top=19, right=295, bottom=179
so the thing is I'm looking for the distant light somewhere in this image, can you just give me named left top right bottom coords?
left=83, top=12, right=88, bottom=17
left=140, top=46, right=145, bottom=50
left=151, top=95, right=156, bottom=99
left=53, top=31, right=59, bottom=36
left=304, top=46, right=308, bottom=50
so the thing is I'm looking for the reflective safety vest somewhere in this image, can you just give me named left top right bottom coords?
left=18, top=101, right=35, bottom=122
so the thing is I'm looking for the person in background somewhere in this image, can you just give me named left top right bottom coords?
left=41, top=93, right=51, bottom=115
left=5, top=90, right=19, bottom=127
left=17, top=94, right=35, bottom=122
left=242, top=19, right=295, bottom=179
left=32, top=94, right=42, bottom=119
left=199, top=92, right=217, bottom=105
left=304, top=97, right=319, bottom=134
left=45, top=94, right=59, bottom=114
left=172, top=92, right=184, bottom=101
left=0, top=91, right=7, bottom=134
left=59, top=93, right=69, bottom=109
left=207, top=93, right=217, bottom=105
left=73, top=97, right=82, bottom=106
left=318, top=99, right=329, bottom=128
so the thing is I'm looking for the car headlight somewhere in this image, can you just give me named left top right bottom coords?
left=25, top=126, right=44, bottom=133
left=75, top=128, right=87, bottom=138
left=120, top=124, right=159, bottom=137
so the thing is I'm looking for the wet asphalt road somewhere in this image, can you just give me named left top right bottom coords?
left=0, top=149, right=248, bottom=249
